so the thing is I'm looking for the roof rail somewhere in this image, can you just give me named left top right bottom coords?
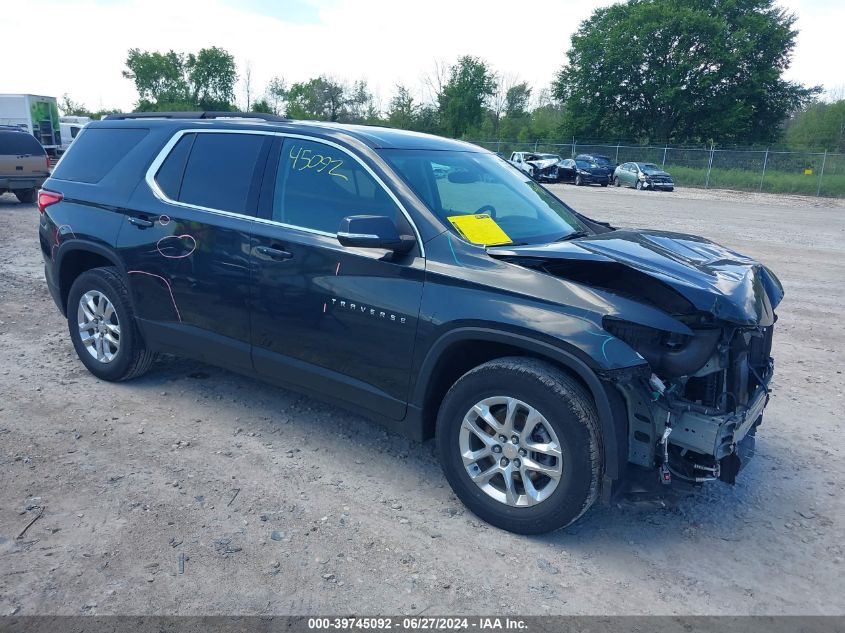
left=103, top=111, right=290, bottom=122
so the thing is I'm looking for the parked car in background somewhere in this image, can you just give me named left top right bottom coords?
left=614, top=162, right=674, bottom=191
left=0, top=127, right=50, bottom=203
left=59, top=116, right=91, bottom=153
left=575, top=154, right=616, bottom=171
left=557, top=158, right=611, bottom=186
left=60, top=122, right=85, bottom=152
left=508, top=152, right=563, bottom=182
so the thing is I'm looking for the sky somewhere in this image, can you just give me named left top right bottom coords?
left=1, top=0, right=843, bottom=113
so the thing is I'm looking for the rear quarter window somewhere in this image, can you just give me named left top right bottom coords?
left=177, top=133, right=267, bottom=214
left=0, top=131, right=46, bottom=156
left=52, top=127, right=149, bottom=183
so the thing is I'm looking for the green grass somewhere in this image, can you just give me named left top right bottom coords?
left=666, top=164, right=845, bottom=197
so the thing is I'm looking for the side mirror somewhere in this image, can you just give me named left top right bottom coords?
left=447, top=169, right=479, bottom=184
left=337, top=215, right=415, bottom=253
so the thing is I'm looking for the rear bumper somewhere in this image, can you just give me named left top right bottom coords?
left=0, top=176, right=46, bottom=191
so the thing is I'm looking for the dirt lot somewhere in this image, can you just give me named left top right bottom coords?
left=1, top=185, right=843, bottom=616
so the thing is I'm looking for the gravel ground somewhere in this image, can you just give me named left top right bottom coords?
left=0, top=185, right=843, bottom=616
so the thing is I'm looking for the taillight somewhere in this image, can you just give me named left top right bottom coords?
left=37, top=190, right=63, bottom=214
left=46, top=155, right=51, bottom=171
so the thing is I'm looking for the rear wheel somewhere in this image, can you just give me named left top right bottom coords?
left=436, top=357, right=601, bottom=534
left=15, top=188, right=37, bottom=204
left=67, top=266, right=156, bottom=381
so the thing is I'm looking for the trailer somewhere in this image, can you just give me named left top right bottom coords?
left=0, top=94, right=61, bottom=155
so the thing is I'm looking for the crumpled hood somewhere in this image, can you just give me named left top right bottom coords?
left=643, top=168, right=671, bottom=177
left=527, top=158, right=560, bottom=170
left=490, top=229, right=784, bottom=326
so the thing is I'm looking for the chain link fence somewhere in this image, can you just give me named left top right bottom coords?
left=469, top=139, right=844, bottom=197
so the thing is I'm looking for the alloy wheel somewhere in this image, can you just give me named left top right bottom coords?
left=459, top=396, right=563, bottom=507
left=77, top=290, right=121, bottom=363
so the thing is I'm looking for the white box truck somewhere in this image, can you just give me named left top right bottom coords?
left=0, top=94, right=61, bottom=155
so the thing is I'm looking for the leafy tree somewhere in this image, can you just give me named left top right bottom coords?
left=59, top=94, right=94, bottom=118
left=123, top=49, right=188, bottom=107
left=346, top=80, right=379, bottom=123
left=122, top=46, right=237, bottom=111
left=186, top=47, right=237, bottom=110
left=284, top=76, right=378, bottom=123
left=58, top=94, right=118, bottom=120
left=439, top=56, right=496, bottom=138
left=505, top=82, right=531, bottom=119
left=411, top=105, right=442, bottom=135
left=386, top=84, right=417, bottom=129
left=286, top=76, right=347, bottom=121
left=785, top=100, right=845, bottom=151
left=250, top=99, right=276, bottom=115
left=552, top=0, right=819, bottom=144
left=265, top=76, right=288, bottom=115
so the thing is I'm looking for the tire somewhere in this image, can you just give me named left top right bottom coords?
left=15, top=188, right=37, bottom=204
left=613, top=177, right=620, bottom=187
left=67, top=266, right=156, bottom=381
left=436, top=357, right=601, bottom=534
left=575, top=175, right=583, bottom=186
left=600, top=182, right=608, bottom=187
left=635, top=180, right=643, bottom=190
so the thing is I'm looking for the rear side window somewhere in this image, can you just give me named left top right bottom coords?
left=52, top=128, right=149, bottom=183
left=0, top=131, right=46, bottom=155
left=154, top=134, right=195, bottom=200
left=178, top=133, right=266, bottom=214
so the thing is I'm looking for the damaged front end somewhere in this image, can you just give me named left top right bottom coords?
left=489, top=229, right=783, bottom=488
left=602, top=317, right=774, bottom=484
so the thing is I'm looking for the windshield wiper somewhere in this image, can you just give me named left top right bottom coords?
left=554, top=231, right=589, bottom=242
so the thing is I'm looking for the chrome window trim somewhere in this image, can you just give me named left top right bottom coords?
left=144, top=128, right=425, bottom=256
left=336, top=232, right=381, bottom=240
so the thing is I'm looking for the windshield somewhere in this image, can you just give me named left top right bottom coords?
left=575, top=160, right=597, bottom=169
left=639, top=163, right=660, bottom=171
left=537, top=154, right=562, bottom=161
left=380, top=149, right=589, bottom=246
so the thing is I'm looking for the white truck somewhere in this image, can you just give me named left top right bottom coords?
left=60, top=116, right=91, bottom=152
left=0, top=94, right=62, bottom=155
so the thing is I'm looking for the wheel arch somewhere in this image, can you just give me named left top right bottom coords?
left=56, top=241, right=124, bottom=315
left=412, top=327, right=624, bottom=483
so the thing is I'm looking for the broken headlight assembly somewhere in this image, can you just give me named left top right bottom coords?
left=602, top=318, right=720, bottom=379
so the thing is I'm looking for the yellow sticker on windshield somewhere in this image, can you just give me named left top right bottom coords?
left=447, top=214, right=512, bottom=246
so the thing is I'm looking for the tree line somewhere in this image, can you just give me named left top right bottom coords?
left=60, top=0, right=844, bottom=152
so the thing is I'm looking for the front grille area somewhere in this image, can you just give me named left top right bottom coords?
left=683, top=326, right=773, bottom=413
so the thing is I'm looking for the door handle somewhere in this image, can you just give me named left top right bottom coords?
left=256, top=245, right=293, bottom=261
left=127, top=216, right=154, bottom=229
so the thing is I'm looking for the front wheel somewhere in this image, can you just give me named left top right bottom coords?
left=436, top=357, right=601, bottom=534
left=67, top=266, right=156, bottom=381
left=600, top=182, right=608, bottom=187
left=15, top=188, right=37, bottom=204
left=613, top=177, right=620, bottom=187
left=635, top=180, right=643, bottom=190
left=575, top=175, right=583, bottom=186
